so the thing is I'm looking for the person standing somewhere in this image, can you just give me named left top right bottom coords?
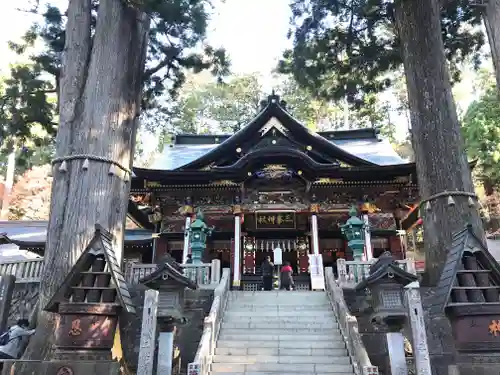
left=261, top=256, right=274, bottom=291
left=280, top=261, right=294, bottom=291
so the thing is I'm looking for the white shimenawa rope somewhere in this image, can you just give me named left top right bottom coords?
left=51, top=154, right=133, bottom=179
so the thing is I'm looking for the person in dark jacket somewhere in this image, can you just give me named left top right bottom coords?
left=280, top=261, right=294, bottom=290
left=261, top=256, right=274, bottom=291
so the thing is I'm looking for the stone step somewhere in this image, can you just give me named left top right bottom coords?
left=222, top=319, right=339, bottom=329
left=227, top=306, right=332, bottom=312
left=220, top=328, right=341, bottom=335
left=210, top=373, right=354, bottom=375
left=216, top=340, right=346, bottom=350
left=228, top=302, right=331, bottom=307
left=212, top=355, right=351, bottom=365
left=223, top=316, right=337, bottom=324
left=214, top=347, right=347, bottom=356
left=210, top=363, right=353, bottom=373
left=224, top=311, right=335, bottom=318
left=217, top=333, right=342, bottom=342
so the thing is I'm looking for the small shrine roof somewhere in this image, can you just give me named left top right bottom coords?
left=427, top=225, right=500, bottom=315
left=139, top=257, right=197, bottom=290
left=45, top=225, right=135, bottom=314
left=355, top=252, right=418, bottom=290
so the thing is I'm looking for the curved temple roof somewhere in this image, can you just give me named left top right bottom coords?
left=139, top=93, right=408, bottom=173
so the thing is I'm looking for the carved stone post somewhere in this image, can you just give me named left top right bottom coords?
left=137, top=289, right=159, bottom=375
left=405, top=281, right=432, bottom=375
left=157, top=319, right=175, bottom=375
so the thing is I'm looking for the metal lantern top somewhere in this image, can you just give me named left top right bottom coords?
left=341, top=206, right=365, bottom=241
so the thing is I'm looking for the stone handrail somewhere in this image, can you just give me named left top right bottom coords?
left=337, top=258, right=418, bottom=286
left=325, top=267, right=379, bottom=375
left=188, top=268, right=231, bottom=375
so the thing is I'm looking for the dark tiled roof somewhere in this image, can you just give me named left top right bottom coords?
left=44, top=225, right=135, bottom=314
left=139, top=257, right=197, bottom=290
left=149, top=135, right=405, bottom=171
left=0, top=221, right=154, bottom=248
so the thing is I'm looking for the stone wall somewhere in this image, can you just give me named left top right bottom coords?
left=176, top=289, right=213, bottom=369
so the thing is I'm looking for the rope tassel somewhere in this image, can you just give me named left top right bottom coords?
left=468, top=196, right=475, bottom=207
left=58, top=161, right=68, bottom=173
left=82, top=158, right=89, bottom=170
left=108, top=164, right=116, bottom=176
left=447, top=195, right=455, bottom=207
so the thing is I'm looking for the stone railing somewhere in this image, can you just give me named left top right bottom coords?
left=325, top=267, right=379, bottom=375
left=126, top=261, right=221, bottom=285
left=0, top=258, right=44, bottom=283
left=188, top=268, right=231, bottom=375
left=0, top=258, right=221, bottom=286
left=337, top=258, right=418, bottom=286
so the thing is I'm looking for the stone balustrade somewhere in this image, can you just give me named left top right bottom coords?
left=188, top=268, right=231, bottom=375
left=325, top=267, right=379, bottom=375
left=0, top=258, right=221, bottom=286
left=337, top=258, right=418, bottom=286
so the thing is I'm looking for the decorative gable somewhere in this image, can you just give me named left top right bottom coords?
left=259, top=116, right=289, bottom=137
left=45, top=225, right=135, bottom=314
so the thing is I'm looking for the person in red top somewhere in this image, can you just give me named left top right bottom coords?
left=280, top=261, right=294, bottom=290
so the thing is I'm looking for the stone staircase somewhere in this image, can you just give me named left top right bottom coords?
left=210, top=290, right=355, bottom=375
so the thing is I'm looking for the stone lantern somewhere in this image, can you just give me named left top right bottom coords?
left=355, top=252, right=418, bottom=330
left=139, top=258, right=197, bottom=375
left=340, top=206, right=365, bottom=260
left=186, top=209, right=214, bottom=264
left=355, top=252, right=419, bottom=375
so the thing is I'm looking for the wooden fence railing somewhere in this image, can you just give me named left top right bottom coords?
left=0, top=258, right=221, bottom=285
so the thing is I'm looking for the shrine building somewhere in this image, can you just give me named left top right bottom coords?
left=129, top=93, right=419, bottom=288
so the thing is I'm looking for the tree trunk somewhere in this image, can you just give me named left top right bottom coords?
left=16, top=0, right=149, bottom=371
left=394, top=0, right=485, bottom=286
left=483, top=0, right=500, bottom=93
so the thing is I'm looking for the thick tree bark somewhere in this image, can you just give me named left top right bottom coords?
left=15, top=0, right=149, bottom=371
left=394, top=0, right=485, bottom=286
left=483, top=0, right=500, bottom=93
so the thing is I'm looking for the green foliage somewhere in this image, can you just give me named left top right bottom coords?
left=462, top=87, right=500, bottom=186
left=2, top=0, right=229, bottom=150
left=150, top=72, right=398, bottom=152
left=279, top=0, right=484, bottom=104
